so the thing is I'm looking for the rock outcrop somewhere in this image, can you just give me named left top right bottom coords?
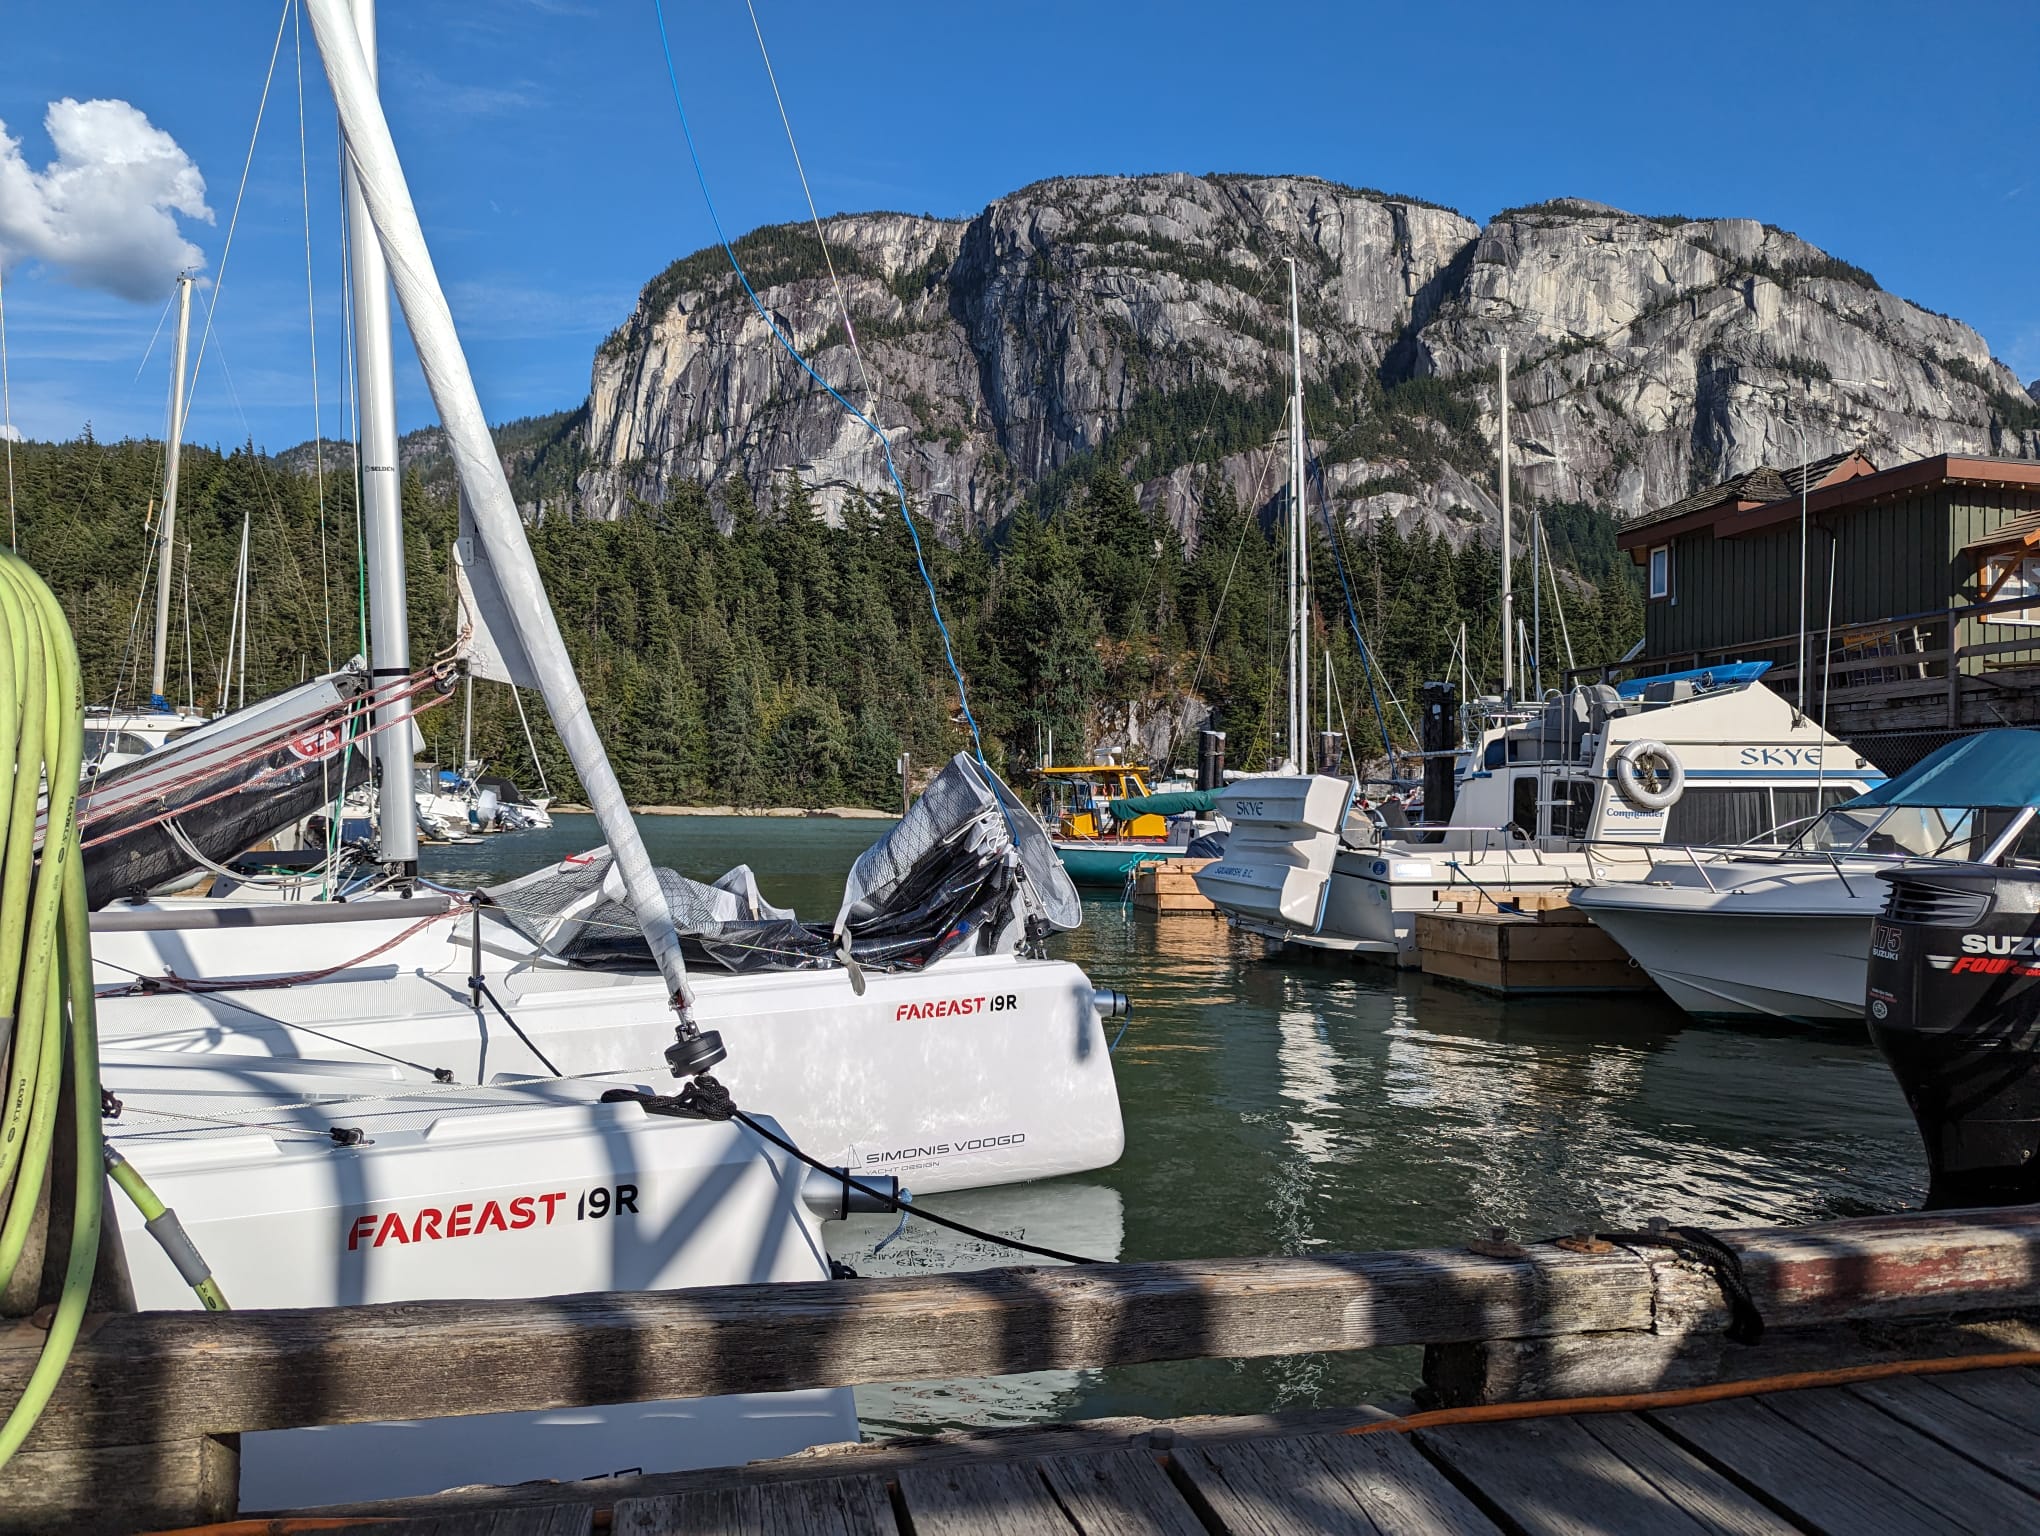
left=578, top=176, right=2037, bottom=543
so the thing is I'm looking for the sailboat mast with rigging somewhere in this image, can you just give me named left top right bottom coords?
left=1284, top=256, right=1309, bottom=772
left=341, top=0, right=420, bottom=878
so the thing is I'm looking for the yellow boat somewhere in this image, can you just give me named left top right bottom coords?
left=1034, top=764, right=1192, bottom=887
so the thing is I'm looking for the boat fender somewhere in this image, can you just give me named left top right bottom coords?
left=1613, top=739, right=1685, bottom=811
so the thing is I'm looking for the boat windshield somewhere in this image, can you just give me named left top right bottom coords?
left=1795, top=804, right=2003, bottom=860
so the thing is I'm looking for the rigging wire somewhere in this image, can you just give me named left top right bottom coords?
left=1306, top=454, right=1398, bottom=762
left=741, top=0, right=876, bottom=415
left=647, top=0, right=988, bottom=763
left=186, top=0, right=291, bottom=413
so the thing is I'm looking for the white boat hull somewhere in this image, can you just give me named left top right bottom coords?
left=107, top=1066, right=857, bottom=1507
left=1569, top=880, right=1879, bottom=1023
left=93, top=926, right=1124, bottom=1194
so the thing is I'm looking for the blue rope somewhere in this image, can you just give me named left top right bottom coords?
left=647, top=0, right=987, bottom=763
left=1307, top=456, right=1395, bottom=763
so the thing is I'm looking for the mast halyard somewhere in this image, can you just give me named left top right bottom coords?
left=306, top=0, right=713, bottom=1054
left=342, top=0, right=420, bottom=876
left=148, top=274, right=194, bottom=711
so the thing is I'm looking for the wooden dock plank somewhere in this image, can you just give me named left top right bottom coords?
left=1173, top=1432, right=1505, bottom=1536
left=758, top=1476, right=901, bottom=1536
left=1307, top=1433, right=1499, bottom=1536
left=1035, top=1450, right=1207, bottom=1536
left=1848, top=1375, right=2040, bottom=1498
left=1758, top=1385, right=2040, bottom=1530
left=1651, top=1395, right=1967, bottom=1535
left=1172, top=1435, right=1389, bottom=1534
left=614, top=1486, right=759, bottom=1535
left=895, top=1460, right=1074, bottom=1535
left=1417, top=1415, right=1723, bottom=1536
left=1921, top=1364, right=2040, bottom=1434
left=1570, top=1415, right=1797, bottom=1536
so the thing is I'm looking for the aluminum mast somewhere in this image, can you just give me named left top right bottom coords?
left=148, top=274, right=194, bottom=709
left=306, top=0, right=705, bottom=1026
left=341, top=0, right=419, bottom=872
left=1285, top=257, right=1308, bottom=771
left=1498, top=347, right=1513, bottom=701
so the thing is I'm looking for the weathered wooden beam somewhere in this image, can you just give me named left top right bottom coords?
left=1422, top=1209, right=2040, bottom=1406
left=2, top=1245, right=1653, bottom=1452
left=1425, top=1317, right=2040, bottom=1408
left=0, top=1434, right=236, bottom=1536
left=4, top=1206, right=2035, bottom=1460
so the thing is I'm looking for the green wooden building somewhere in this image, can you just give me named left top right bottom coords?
left=1614, top=451, right=2040, bottom=754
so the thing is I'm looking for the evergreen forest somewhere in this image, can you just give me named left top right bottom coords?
left=5, top=432, right=1643, bottom=808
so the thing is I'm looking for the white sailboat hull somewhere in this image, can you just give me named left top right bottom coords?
left=93, top=923, right=1124, bottom=1194
left=107, top=1066, right=857, bottom=1507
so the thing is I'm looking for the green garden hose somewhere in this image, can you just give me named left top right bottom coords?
left=0, top=550, right=101, bottom=1469
left=102, top=1146, right=227, bottom=1312
left=0, top=552, right=228, bottom=1473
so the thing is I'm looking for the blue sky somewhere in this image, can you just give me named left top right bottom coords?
left=1, top=0, right=2035, bottom=452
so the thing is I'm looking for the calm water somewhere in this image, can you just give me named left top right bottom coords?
left=425, top=813, right=1928, bottom=1426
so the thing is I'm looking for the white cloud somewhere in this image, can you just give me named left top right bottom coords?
left=0, top=98, right=212, bottom=302
left=0, top=424, right=22, bottom=442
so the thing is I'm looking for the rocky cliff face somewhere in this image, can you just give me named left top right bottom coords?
left=579, top=175, right=2037, bottom=543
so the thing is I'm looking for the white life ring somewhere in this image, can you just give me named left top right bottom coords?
left=1613, top=739, right=1685, bottom=811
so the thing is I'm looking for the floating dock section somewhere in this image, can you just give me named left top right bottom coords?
left=1132, top=857, right=1217, bottom=915
left=1416, top=889, right=1659, bottom=996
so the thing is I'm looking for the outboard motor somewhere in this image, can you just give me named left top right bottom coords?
left=1866, top=864, right=2040, bottom=1207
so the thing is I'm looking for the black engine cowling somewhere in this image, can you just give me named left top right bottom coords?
left=1866, top=864, right=2040, bottom=1207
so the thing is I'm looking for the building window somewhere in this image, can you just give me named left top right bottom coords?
left=1648, top=545, right=1671, bottom=600
left=1978, top=551, right=2040, bottom=623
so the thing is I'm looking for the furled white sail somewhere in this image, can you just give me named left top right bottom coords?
left=452, top=488, right=539, bottom=689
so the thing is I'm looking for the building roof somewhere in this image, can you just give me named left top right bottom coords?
left=1959, top=508, right=2040, bottom=552
left=1618, top=452, right=2040, bottom=553
left=1624, top=451, right=1871, bottom=536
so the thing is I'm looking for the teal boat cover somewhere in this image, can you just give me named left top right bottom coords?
left=1109, top=789, right=1218, bottom=821
left=1848, top=730, right=2040, bottom=809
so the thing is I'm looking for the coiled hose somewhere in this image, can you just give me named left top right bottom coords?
left=0, top=552, right=225, bottom=1472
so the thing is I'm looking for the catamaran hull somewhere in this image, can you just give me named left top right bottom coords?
left=1568, top=896, right=1870, bottom=1023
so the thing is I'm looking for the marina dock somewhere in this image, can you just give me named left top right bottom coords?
left=1416, top=890, right=1659, bottom=996
left=11, top=1205, right=2040, bottom=1533
left=200, top=1360, right=2040, bottom=1534
left=1131, top=857, right=1217, bottom=915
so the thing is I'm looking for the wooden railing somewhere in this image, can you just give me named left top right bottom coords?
left=6, top=1206, right=2040, bottom=1533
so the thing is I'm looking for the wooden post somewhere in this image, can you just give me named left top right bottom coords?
left=1945, top=606, right=1962, bottom=727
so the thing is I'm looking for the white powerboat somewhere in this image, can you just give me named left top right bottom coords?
left=1570, top=730, right=2040, bottom=1024
left=1198, top=665, right=1882, bottom=966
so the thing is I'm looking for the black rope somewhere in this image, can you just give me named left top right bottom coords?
left=1600, top=1224, right=1765, bottom=1345
left=473, top=978, right=564, bottom=1078
left=603, top=1082, right=1105, bottom=1267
